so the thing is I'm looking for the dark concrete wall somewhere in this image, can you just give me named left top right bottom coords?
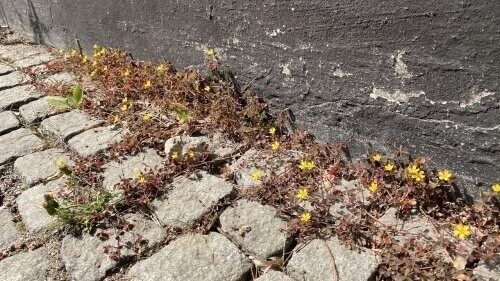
left=1, top=0, right=499, bottom=194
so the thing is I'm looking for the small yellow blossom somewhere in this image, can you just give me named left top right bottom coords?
left=102, top=66, right=108, bottom=72
left=384, top=163, right=395, bottom=171
left=298, top=160, right=315, bottom=171
left=124, top=69, right=131, bottom=76
left=300, top=212, right=311, bottom=222
left=251, top=170, right=261, bottom=181
left=438, top=170, right=452, bottom=182
left=269, top=127, right=276, bottom=135
left=271, top=141, right=280, bottom=150
left=296, top=188, right=308, bottom=199
left=368, top=182, right=378, bottom=192
left=133, top=171, right=145, bottom=183
left=143, top=113, right=152, bottom=121
left=56, top=157, right=66, bottom=169
left=372, top=154, right=382, bottom=162
left=93, top=44, right=99, bottom=49
left=113, top=115, right=119, bottom=124
left=411, top=170, right=426, bottom=182
left=204, top=85, right=211, bottom=92
left=122, top=97, right=128, bottom=103
left=453, top=223, right=471, bottom=239
left=144, top=80, right=151, bottom=88
left=70, top=50, right=77, bottom=56
left=207, top=49, right=214, bottom=56
left=100, top=48, right=106, bottom=55
left=121, top=104, right=127, bottom=111
left=188, top=150, right=196, bottom=158
left=82, top=56, right=88, bottom=63
left=171, top=151, right=179, bottom=159
left=122, top=121, right=129, bottom=127
left=90, top=70, right=97, bottom=77
left=492, top=183, right=500, bottom=193
left=58, top=49, right=64, bottom=54
left=407, top=165, right=420, bottom=175
left=156, top=64, right=165, bottom=72
left=92, top=61, right=98, bottom=67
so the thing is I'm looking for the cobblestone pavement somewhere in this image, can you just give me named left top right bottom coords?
left=0, top=31, right=497, bottom=281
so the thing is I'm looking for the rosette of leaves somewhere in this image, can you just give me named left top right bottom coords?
left=46, top=84, right=84, bottom=109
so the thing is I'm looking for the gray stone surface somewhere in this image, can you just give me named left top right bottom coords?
left=68, top=126, right=128, bottom=156
left=0, top=128, right=44, bottom=165
left=0, top=207, right=21, bottom=250
left=3, top=0, right=499, bottom=195
left=287, top=238, right=379, bottom=281
left=0, top=111, right=20, bottom=135
left=14, top=148, right=71, bottom=187
left=13, top=53, right=54, bottom=68
left=16, top=179, right=63, bottom=233
left=39, top=110, right=104, bottom=141
left=61, top=234, right=118, bottom=281
left=377, top=208, right=438, bottom=243
left=0, top=64, right=14, bottom=75
left=164, top=134, right=241, bottom=159
left=230, top=149, right=302, bottom=189
left=0, top=71, right=28, bottom=90
left=255, top=271, right=294, bottom=281
left=127, top=232, right=252, bottom=281
left=153, top=171, right=234, bottom=229
left=19, top=97, right=66, bottom=124
left=219, top=199, right=289, bottom=259
left=0, top=44, right=47, bottom=62
left=0, top=85, right=44, bottom=110
left=0, top=247, right=49, bottom=281
left=473, top=261, right=500, bottom=281
left=102, top=148, right=163, bottom=190
left=43, top=72, right=77, bottom=86
left=333, top=179, right=372, bottom=207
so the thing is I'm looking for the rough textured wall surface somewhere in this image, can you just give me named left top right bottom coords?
left=1, top=0, right=499, bottom=196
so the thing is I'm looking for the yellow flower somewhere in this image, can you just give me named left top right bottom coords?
left=207, top=49, right=214, bottom=56
left=133, top=171, right=145, bottom=183
left=269, top=127, right=276, bottom=135
left=121, top=104, right=127, bottom=111
left=251, top=170, right=261, bottom=181
left=58, top=49, right=64, bottom=54
left=122, top=121, right=129, bottom=127
left=102, top=66, right=108, bottom=72
left=300, top=212, right=311, bottom=222
left=144, top=80, right=152, bottom=88
left=372, top=154, right=382, bottom=162
left=56, top=157, right=66, bottom=169
left=90, top=70, right=97, bottom=77
left=271, top=141, right=280, bottom=150
left=92, top=61, right=98, bottom=67
left=100, top=48, right=106, bottom=55
left=93, top=44, right=99, bottom=49
left=171, top=151, right=179, bottom=159
left=368, top=182, right=378, bottom=192
left=298, top=160, right=315, bottom=171
left=124, top=69, right=131, bottom=76
left=204, top=85, right=211, bottom=92
left=82, top=56, right=88, bottom=63
left=113, top=115, right=119, bottom=124
left=492, top=183, right=500, bottom=193
left=188, top=150, right=196, bottom=158
left=453, top=223, right=471, bottom=239
left=70, top=49, right=77, bottom=56
left=438, top=170, right=452, bottom=182
left=407, top=165, right=420, bottom=175
left=296, top=188, right=308, bottom=199
left=384, top=163, right=394, bottom=171
left=122, top=97, right=128, bottom=103
left=156, top=64, right=165, bottom=72
left=143, top=113, right=151, bottom=121
left=411, top=170, right=425, bottom=182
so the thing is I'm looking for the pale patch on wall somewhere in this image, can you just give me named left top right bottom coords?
left=370, top=87, right=424, bottom=103
left=393, top=50, right=413, bottom=79
left=459, top=90, right=495, bottom=108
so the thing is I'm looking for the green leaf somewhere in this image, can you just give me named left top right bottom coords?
left=71, top=84, right=84, bottom=107
left=45, top=96, right=70, bottom=109
left=170, top=102, right=190, bottom=123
